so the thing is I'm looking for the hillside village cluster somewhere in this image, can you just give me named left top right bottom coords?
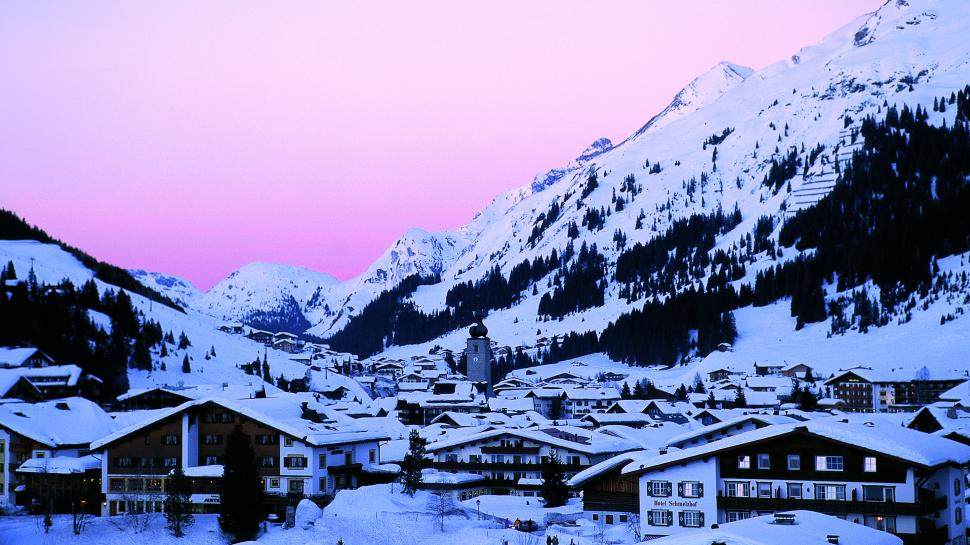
left=1, top=319, right=969, bottom=545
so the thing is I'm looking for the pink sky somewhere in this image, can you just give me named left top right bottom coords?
left=0, top=1, right=881, bottom=289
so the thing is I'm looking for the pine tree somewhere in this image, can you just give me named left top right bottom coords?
left=182, top=354, right=191, bottom=373
left=165, top=467, right=194, bottom=537
left=400, top=429, right=427, bottom=495
left=219, top=426, right=263, bottom=541
left=261, top=351, right=272, bottom=383
left=178, top=331, right=191, bottom=349
left=620, top=382, right=632, bottom=399
left=734, top=389, right=747, bottom=408
left=540, top=455, right=570, bottom=508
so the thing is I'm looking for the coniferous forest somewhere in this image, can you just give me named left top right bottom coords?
left=328, top=93, right=970, bottom=375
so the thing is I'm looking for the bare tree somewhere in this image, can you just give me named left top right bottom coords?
left=627, top=513, right=642, bottom=542
left=426, top=490, right=458, bottom=532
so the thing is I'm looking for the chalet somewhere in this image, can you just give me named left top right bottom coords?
left=707, top=368, right=740, bottom=382
left=643, top=401, right=694, bottom=424
left=89, top=396, right=389, bottom=516
left=599, top=371, right=629, bottom=383
left=217, top=323, right=245, bottom=335
left=0, top=398, right=119, bottom=512
left=373, top=361, right=406, bottom=381
left=0, top=347, right=56, bottom=369
left=395, top=381, right=486, bottom=425
left=525, top=386, right=620, bottom=419
left=665, top=414, right=796, bottom=450
left=617, top=420, right=970, bottom=544
left=273, top=337, right=301, bottom=353
left=605, top=400, right=651, bottom=414
left=580, top=412, right=655, bottom=428
left=906, top=406, right=970, bottom=446
left=426, top=426, right=638, bottom=498
left=0, top=364, right=101, bottom=400
left=246, top=329, right=274, bottom=344
left=753, top=363, right=784, bottom=376
left=781, top=363, right=815, bottom=380
left=824, top=369, right=967, bottom=412
left=745, top=376, right=795, bottom=396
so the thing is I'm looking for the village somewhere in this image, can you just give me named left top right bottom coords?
left=1, top=317, right=968, bottom=545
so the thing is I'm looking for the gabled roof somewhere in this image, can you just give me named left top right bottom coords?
left=622, top=418, right=970, bottom=476
left=666, top=414, right=796, bottom=447
left=0, top=347, right=53, bottom=368
left=426, top=425, right=639, bottom=456
left=91, top=396, right=390, bottom=450
left=0, top=397, right=120, bottom=448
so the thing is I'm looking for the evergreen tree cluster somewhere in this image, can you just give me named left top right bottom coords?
left=537, top=242, right=607, bottom=319
left=0, top=208, right=182, bottom=310
left=703, top=127, right=734, bottom=149
left=0, top=265, right=169, bottom=399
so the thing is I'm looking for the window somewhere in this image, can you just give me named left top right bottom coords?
left=115, top=456, right=133, bottom=468
left=256, top=434, right=279, bottom=445
left=647, top=510, right=672, bottom=527
left=863, top=515, right=896, bottom=533
left=864, top=456, right=877, bottom=472
left=757, top=454, right=770, bottom=469
left=680, top=511, right=704, bottom=528
left=647, top=481, right=672, bottom=497
left=786, top=483, right=803, bottom=499
left=284, top=436, right=294, bottom=447
left=127, top=479, right=144, bottom=491
left=288, top=479, right=305, bottom=494
left=369, top=449, right=376, bottom=463
left=259, top=456, right=276, bottom=468
left=605, top=514, right=614, bottom=525
left=724, top=481, right=750, bottom=497
left=109, top=478, right=126, bottom=492
left=284, top=456, right=308, bottom=469
left=814, top=484, right=846, bottom=500
left=203, top=434, right=223, bottom=445
left=204, top=455, right=220, bottom=465
left=956, top=479, right=962, bottom=496
left=319, top=454, right=327, bottom=469
left=162, top=457, right=178, bottom=467
left=619, top=514, right=628, bottom=523
left=957, top=507, right=963, bottom=525
left=592, top=514, right=599, bottom=521
left=738, top=455, right=751, bottom=469
left=815, top=456, right=844, bottom=471
left=319, top=477, right=327, bottom=493
left=146, top=479, right=162, bottom=492
left=787, top=454, right=800, bottom=470
left=269, top=478, right=280, bottom=488
left=726, top=511, right=751, bottom=522
left=756, top=482, right=773, bottom=498
left=863, top=486, right=895, bottom=502
left=162, top=434, right=179, bottom=446
left=680, top=481, right=703, bottom=498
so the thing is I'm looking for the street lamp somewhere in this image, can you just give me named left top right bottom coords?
left=476, top=499, right=481, bottom=520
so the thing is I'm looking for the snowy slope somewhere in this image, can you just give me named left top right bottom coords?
left=146, top=0, right=970, bottom=382
left=129, top=269, right=202, bottom=309
left=0, top=240, right=321, bottom=391
left=363, top=0, right=970, bottom=374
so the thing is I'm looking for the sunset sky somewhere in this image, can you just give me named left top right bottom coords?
left=0, top=1, right=881, bottom=289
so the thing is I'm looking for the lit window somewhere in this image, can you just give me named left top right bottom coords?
left=680, top=481, right=703, bottom=498
left=863, top=456, right=877, bottom=472
left=647, top=510, right=672, bottom=527
left=815, top=456, right=843, bottom=471
left=738, top=455, right=751, bottom=469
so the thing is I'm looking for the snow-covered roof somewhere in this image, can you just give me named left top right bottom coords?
left=91, top=396, right=391, bottom=450
left=17, top=454, right=101, bottom=474
left=0, top=397, right=120, bottom=447
left=622, top=418, right=970, bottom=475
left=426, top=425, right=639, bottom=456
left=178, top=464, right=224, bottom=478
left=420, top=469, right=484, bottom=485
left=645, top=510, right=901, bottom=545
left=0, top=364, right=85, bottom=395
left=0, top=347, right=51, bottom=368
left=666, top=414, right=797, bottom=447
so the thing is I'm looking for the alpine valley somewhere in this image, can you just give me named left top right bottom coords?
left=5, top=0, right=970, bottom=394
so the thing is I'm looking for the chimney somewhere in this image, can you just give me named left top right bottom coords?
left=773, top=513, right=796, bottom=525
left=826, top=535, right=839, bottom=544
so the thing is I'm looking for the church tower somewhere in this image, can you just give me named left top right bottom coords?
left=465, top=316, right=493, bottom=397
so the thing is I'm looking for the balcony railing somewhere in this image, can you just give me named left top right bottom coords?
left=434, top=461, right=586, bottom=472
left=480, top=446, right=541, bottom=455
left=718, top=495, right=946, bottom=516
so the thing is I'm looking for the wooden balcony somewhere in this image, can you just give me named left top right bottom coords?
left=434, top=460, right=586, bottom=472
left=481, top=446, right=541, bottom=455
left=718, top=495, right=946, bottom=516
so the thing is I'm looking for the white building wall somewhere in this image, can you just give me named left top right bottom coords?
left=637, top=458, right=719, bottom=538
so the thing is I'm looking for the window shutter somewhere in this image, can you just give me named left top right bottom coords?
left=678, top=512, right=685, bottom=526
left=665, top=482, right=672, bottom=496
left=647, top=511, right=654, bottom=525
left=699, top=512, right=705, bottom=527
left=678, top=482, right=684, bottom=497
left=698, top=483, right=704, bottom=497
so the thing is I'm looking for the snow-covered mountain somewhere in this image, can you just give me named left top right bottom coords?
left=140, top=0, right=970, bottom=381
left=129, top=269, right=202, bottom=309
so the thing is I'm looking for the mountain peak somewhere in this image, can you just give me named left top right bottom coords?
left=627, top=60, right=754, bottom=140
